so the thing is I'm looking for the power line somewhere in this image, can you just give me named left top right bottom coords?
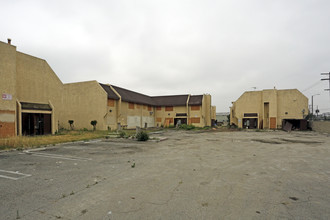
left=321, top=72, right=330, bottom=96
left=302, top=80, right=322, bottom=92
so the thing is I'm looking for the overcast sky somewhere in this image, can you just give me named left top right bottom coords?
left=2, top=0, right=330, bottom=112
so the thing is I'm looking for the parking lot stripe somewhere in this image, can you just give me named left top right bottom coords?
left=21, top=151, right=92, bottom=161
left=0, top=169, right=31, bottom=180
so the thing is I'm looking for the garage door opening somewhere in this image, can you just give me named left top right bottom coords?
left=282, top=119, right=307, bottom=131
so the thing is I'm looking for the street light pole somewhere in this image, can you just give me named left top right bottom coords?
left=311, top=94, right=320, bottom=120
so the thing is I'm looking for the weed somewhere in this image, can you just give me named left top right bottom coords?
left=70, top=191, right=74, bottom=195
left=131, top=163, right=135, bottom=168
left=0, top=130, right=108, bottom=150
left=178, top=124, right=195, bottom=130
left=62, top=194, right=66, bottom=198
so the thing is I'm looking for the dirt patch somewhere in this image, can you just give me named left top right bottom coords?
left=280, top=138, right=323, bottom=144
left=251, top=139, right=283, bottom=144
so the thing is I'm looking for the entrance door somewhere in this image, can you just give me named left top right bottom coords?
left=22, top=113, right=51, bottom=135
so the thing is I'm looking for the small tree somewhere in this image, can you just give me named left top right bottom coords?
left=90, top=120, right=97, bottom=131
left=68, top=120, right=74, bottom=130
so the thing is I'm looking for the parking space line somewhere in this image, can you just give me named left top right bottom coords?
left=0, top=169, right=31, bottom=180
left=21, top=150, right=92, bottom=161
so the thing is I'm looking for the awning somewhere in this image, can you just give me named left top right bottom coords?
left=20, top=102, right=52, bottom=111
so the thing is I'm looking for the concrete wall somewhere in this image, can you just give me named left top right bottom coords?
left=62, top=81, right=108, bottom=130
left=16, top=52, right=64, bottom=134
left=0, top=41, right=17, bottom=137
left=311, top=121, right=330, bottom=134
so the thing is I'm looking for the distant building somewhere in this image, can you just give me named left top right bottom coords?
left=216, top=112, right=229, bottom=126
left=0, top=40, right=216, bottom=137
left=230, top=88, right=308, bottom=129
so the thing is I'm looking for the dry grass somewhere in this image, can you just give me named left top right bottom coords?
left=0, top=130, right=109, bottom=151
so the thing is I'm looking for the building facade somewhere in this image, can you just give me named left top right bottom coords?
left=230, top=88, right=308, bottom=129
left=0, top=40, right=215, bottom=137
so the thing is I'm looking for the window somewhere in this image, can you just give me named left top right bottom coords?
left=156, top=117, right=162, bottom=122
left=191, top=105, right=200, bottom=111
left=148, top=106, right=152, bottom=111
left=156, top=106, right=161, bottom=111
left=165, top=118, right=174, bottom=123
left=129, top=103, right=134, bottom=109
left=191, top=117, right=200, bottom=123
left=107, top=99, right=115, bottom=107
left=165, top=106, right=173, bottom=111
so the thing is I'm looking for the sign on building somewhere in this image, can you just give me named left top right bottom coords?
left=2, top=93, right=12, bottom=100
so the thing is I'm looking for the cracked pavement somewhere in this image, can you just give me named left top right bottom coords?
left=1, top=129, right=330, bottom=219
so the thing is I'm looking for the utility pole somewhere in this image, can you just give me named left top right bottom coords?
left=321, top=72, right=330, bottom=96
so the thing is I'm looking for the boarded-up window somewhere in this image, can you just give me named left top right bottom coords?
left=156, top=106, right=161, bottom=111
left=191, top=105, right=200, bottom=111
left=156, top=117, right=162, bottom=122
left=129, top=103, right=134, bottom=109
left=137, top=104, right=141, bottom=109
left=165, top=118, right=174, bottom=123
left=143, top=105, right=147, bottom=110
left=165, top=106, right=173, bottom=111
left=148, top=106, right=152, bottom=111
left=107, top=99, right=115, bottom=107
left=191, top=117, right=200, bottom=123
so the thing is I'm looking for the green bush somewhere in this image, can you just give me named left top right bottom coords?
left=136, top=131, right=149, bottom=141
left=118, top=131, right=126, bottom=138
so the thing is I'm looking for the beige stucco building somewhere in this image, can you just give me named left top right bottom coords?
left=0, top=40, right=216, bottom=137
left=230, top=88, right=308, bottom=129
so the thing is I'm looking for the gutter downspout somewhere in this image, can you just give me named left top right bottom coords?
left=186, top=95, right=190, bottom=124
left=109, top=85, right=122, bottom=126
left=48, top=100, right=55, bottom=134
left=17, top=100, right=22, bottom=136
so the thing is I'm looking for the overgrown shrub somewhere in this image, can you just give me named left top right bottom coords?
left=178, top=124, right=195, bottom=130
left=118, top=130, right=126, bottom=138
left=136, top=131, right=149, bottom=141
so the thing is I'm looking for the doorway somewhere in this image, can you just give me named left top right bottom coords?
left=174, top=118, right=187, bottom=126
left=242, top=118, right=258, bottom=129
left=22, top=113, right=51, bottom=135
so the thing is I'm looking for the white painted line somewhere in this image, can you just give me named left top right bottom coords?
left=0, top=169, right=31, bottom=180
left=21, top=151, right=92, bottom=161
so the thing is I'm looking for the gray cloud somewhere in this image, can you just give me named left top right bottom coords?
left=2, top=0, right=330, bottom=112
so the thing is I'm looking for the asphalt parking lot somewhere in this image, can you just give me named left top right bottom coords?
left=1, top=129, right=330, bottom=220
